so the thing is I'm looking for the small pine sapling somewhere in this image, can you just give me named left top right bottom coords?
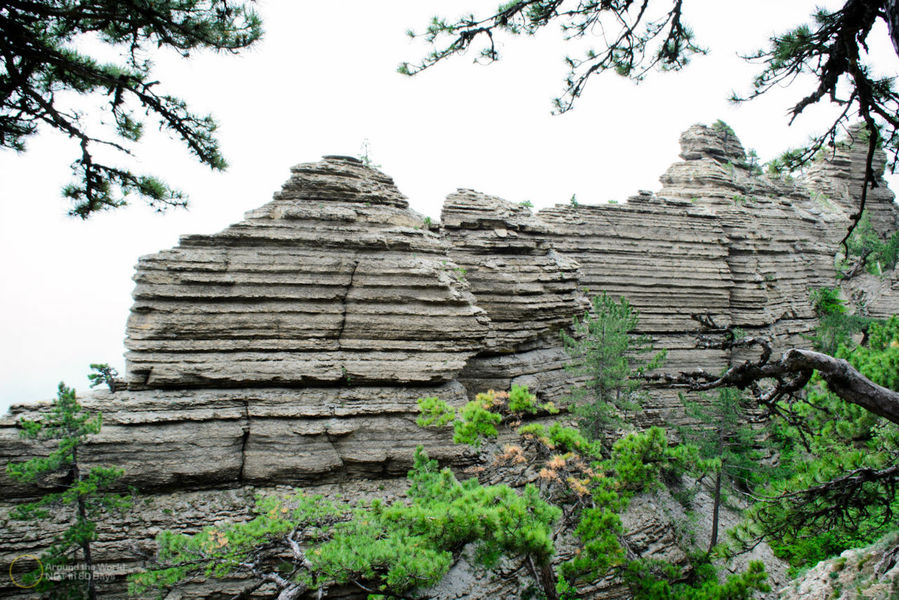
left=6, top=381, right=129, bottom=599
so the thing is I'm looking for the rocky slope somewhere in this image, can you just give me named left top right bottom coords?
left=1, top=124, right=897, bottom=599
left=778, top=531, right=899, bottom=600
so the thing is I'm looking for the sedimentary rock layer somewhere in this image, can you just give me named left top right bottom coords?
left=1, top=124, right=897, bottom=600
left=441, top=189, right=584, bottom=353
left=125, top=156, right=490, bottom=389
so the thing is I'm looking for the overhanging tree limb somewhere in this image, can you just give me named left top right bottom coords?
left=405, top=0, right=899, bottom=241
left=0, top=0, right=262, bottom=217
left=686, top=347, right=899, bottom=426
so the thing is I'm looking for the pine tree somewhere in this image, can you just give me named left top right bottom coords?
left=561, top=292, right=666, bottom=443
left=679, top=388, right=766, bottom=553
left=6, top=382, right=128, bottom=599
left=1, top=0, right=262, bottom=217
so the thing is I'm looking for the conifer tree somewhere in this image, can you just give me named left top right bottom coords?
left=561, top=292, right=666, bottom=443
left=679, top=388, right=766, bottom=553
left=0, top=0, right=262, bottom=217
left=6, top=382, right=128, bottom=599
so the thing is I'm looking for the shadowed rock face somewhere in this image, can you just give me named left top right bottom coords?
left=1, top=124, right=897, bottom=599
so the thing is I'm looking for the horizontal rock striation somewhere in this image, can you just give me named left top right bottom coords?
left=805, top=124, right=899, bottom=239
left=656, top=124, right=849, bottom=357
left=1, top=124, right=896, bottom=600
left=125, top=156, right=489, bottom=389
left=441, top=189, right=584, bottom=353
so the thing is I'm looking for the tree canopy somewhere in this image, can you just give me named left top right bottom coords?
left=0, top=0, right=261, bottom=217
left=402, top=0, right=899, bottom=242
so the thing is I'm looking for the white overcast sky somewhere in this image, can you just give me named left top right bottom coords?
left=1, top=0, right=897, bottom=414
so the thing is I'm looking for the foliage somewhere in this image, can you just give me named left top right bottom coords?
left=536, top=426, right=730, bottom=595
left=811, top=286, right=847, bottom=316
left=846, top=316, right=899, bottom=391
left=87, top=363, right=118, bottom=392
left=416, top=396, right=455, bottom=428
left=839, top=211, right=899, bottom=277
left=509, top=383, right=542, bottom=414
left=625, top=557, right=769, bottom=600
left=154, top=379, right=768, bottom=600
left=418, top=385, right=557, bottom=448
left=561, top=292, right=666, bottom=442
left=454, top=398, right=503, bottom=447
left=745, top=148, right=762, bottom=176
left=525, top=415, right=761, bottom=599
left=358, top=138, right=382, bottom=169
left=6, top=381, right=129, bottom=599
left=519, top=421, right=602, bottom=458
left=400, top=0, right=704, bottom=113
left=680, top=388, right=768, bottom=491
left=132, top=447, right=561, bottom=598
left=808, top=287, right=872, bottom=355
left=0, top=0, right=262, bottom=217
left=403, top=1, right=899, bottom=243
left=732, top=312, right=899, bottom=572
left=711, top=119, right=735, bottom=137
left=610, top=426, right=703, bottom=493
left=421, top=388, right=715, bottom=596
left=680, top=388, right=768, bottom=551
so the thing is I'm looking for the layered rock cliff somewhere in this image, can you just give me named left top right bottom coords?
left=1, top=124, right=897, bottom=599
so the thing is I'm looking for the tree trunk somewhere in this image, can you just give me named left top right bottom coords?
left=708, top=468, right=722, bottom=554
left=782, top=349, right=899, bottom=425
left=886, top=0, right=899, bottom=57
left=73, top=446, right=96, bottom=600
left=694, top=348, right=899, bottom=426
left=527, top=555, right=560, bottom=600
left=538, top=560, right=560, bottom=600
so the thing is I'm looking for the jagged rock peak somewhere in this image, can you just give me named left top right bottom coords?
left=805, top=123, right=899, bottom=238
left=272, top=155, right=409, bottom=208
left=678, top=122, right=746, bottom=163
left=124, top=159, right=489, bottom=389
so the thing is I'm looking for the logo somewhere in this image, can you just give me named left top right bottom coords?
left=9, top=554, right=43, bottom=588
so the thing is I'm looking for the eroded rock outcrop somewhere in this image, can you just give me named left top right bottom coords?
left=1, top=124, right=897, bottom=600
left=125, top=156, right=489, bottom=389
left=778, top=531, right=899, bottom=599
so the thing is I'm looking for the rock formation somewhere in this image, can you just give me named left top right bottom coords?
left=778, top=531, right=899, bottom=599
left=1, top=124, right=897, bottom=599
left=125, top=156, right=490, bottom=389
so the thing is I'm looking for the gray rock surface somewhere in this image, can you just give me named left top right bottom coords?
left=777, top=531, right=899, bottom=600
left=125, top=156, right=490, bottom=389
left=1, top=124, right=896, bottom=599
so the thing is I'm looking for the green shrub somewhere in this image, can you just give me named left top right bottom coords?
left=133, top=447, right=561, bottom=598
left=416, top=396, right=455, bottom=428
left=453, top=400, right=502, bottom=447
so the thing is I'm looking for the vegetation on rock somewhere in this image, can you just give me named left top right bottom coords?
left=131, top=446, right=560, bottom=599
left=730, top=305, right=899, bottom=575
left=838, top=211, right=899, bottom=277
left=6, top=380, right=129, bottom=599
left=561, top=292, right=666, bottom=443
left=679, top=387, right=767, bottom=553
